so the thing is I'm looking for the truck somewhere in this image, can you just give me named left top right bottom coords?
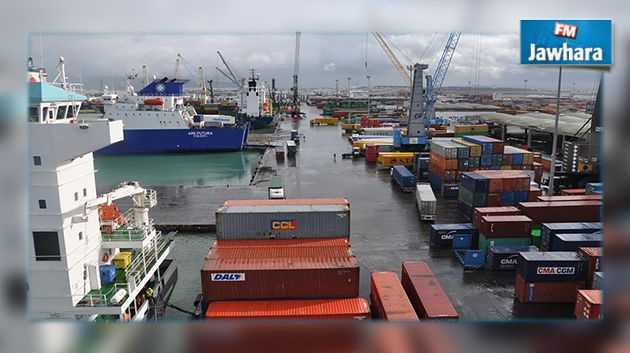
left=415, top=183, right=437, bottom=221
left=268, top=175, right=285, bottom=199
left=391, top=165, right=415, bottom=193
left=286, top=140, right=297, bottom=156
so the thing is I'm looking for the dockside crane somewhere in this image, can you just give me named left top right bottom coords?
left=291, top=31, right=301, bottom=119
left=372, top=32, right=412, bottom=86
left=216, top=51, right=245, bottom=111
left=423, top=32, right=461, bottom=120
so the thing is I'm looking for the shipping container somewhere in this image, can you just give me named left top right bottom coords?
left=452, top=138, right=482, bottom=157
left=478, top=234, right=531, bottom=250
left=401, top=261, right=458, bottom=320
left=574, top=290, right=602, bottom=319
left=430, top=140, right=459, bottom=159
left=461, top=172, right=488, bottom=193
left=458, top=186, right=487, bottom=207
left=516, top=251, right=587, bottom=282
left=415, top=183, right=437, bottom=221
left=429, top=223, right=478, bottom=247
left=585, top=182, right=603, bottom=195
left=517, top=201, right=602, bottom=224
left=578, top=247, right=602, bottom=283
left=205, top=298, right=371, bottom=320
left=216, top=200, right=351, bottom=239
left=592, top=272, right=603, bottom=289
left=515, top=274, right=585, bottom=303
left=207, top=246, right=353, bottom=260
left=560, top=188, right=586, bottom=196
left=370, top=272, right=418, bottom=321
left=213, top=238, right=350, bottom=249
left=472, top=206, right=521, bottom=228
left=536, top=195, right=602, bottom=202
left=441, top=182, right=460, bottom=198
left=540, top=222, right=602, bottom=251
left=457, top=200, right=474, bottom=220
left=392, top=165, right=416, bottom=192
left=224, top=198, right=349, bottom=207
left=377, top=152, right=415, bottom=167
left=478, top=215, right=532, bottom=238
left=486, top=245, right=538, bottom=270
left=550, top=233, right=603, bottom=251
left=201, top=256, right=360, bottom=301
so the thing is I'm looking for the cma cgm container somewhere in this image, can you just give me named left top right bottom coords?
left=201, top=256, right=360, bottom=301
left=370, top=272, right=419, bottom=321
left=515, top=273, right=586, bottom=303
left=540, top=222, right=602, bottom=251
left=429, top=223, right=478, bottom=247
left=401, top=261, right=458, bottom=320
left=574, top=290, right=602, bottom=320
left=486, top=245, right=538, bottom=271
left=415, top=183, right=437, bottom=221
left=516, top=252, right=587, bottom=282
left=205, top=298, right=371, bottom=320
left=216, top=198, right=350, bottom=239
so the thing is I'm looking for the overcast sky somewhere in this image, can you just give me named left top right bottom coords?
left=29, top=33, right=600, bottom=92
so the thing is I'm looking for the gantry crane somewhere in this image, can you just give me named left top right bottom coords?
left=423, top=32, right=461, bottom=120
left=372, top=32, right=412, bottom=86
left=291, top=31, right=301, bottom=119
left=216, top=51, right=245, bottom=111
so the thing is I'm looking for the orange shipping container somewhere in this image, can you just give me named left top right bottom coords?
left=401, top=261, right=458, bottom=320
left=370, top=272, right=419, bottom=321
left=208, top=246, right=352, bottom=259
left=574, top=290, right=602, bottom=320
left=205, top=298, right=371, bottom=320
left=578, top=247, right=602, bottom=282
left=561, top=188, right=587, bottom=196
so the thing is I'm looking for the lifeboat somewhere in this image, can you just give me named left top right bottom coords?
left=143, top=98, right=164, bottom=105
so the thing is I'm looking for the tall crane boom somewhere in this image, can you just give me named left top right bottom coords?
left=424, top=32, right=461, bottom=120
left=292, top=31, right=301, bottom=118
left=372, top=32, right=411, bottom=86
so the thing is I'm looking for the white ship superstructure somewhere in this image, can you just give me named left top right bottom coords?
left=28, top=58, right=177, bottom=321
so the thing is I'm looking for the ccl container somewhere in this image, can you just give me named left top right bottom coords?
left=201, top=256, right=360, bottom=301
left=392, top=165, right=416, bottom=192
left=429, top=223, right=478, bottom=247
left=370, top=272, right=419, bottom=321
left=537, top=195, right=602, bottom=202
left=216, top=199, right=351, bottom=239
left=550, top=233, right=603, bottom=251
left=540, top=222, right=602, bottom=251
left=574, top=290, right=602, bottom=319
left=205, top=298, right=371, bottom=320
left=516, top=251, right=587, bottom=282
left=415, top=183, right=437, bottom=221
left=472, top=206, right=521, bottom=228
left=515, top=273, right=585, bottom=303
left=478, top=234, right=531, bottom=250
left=517, top=201, right=602, bottom=224
left=486, top=245, right=538, bottom=270
left=401, top=261, right=458, bottom=320
left=592, top=272, right=603, bottom=290
left=478, top=215, right=532, bottom=238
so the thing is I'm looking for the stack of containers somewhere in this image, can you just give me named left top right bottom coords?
left=428, top=139, right=469, bottom=198
left=452, top=138, right=482, bottom=170
left=540, top=222, right=602, bottom=251
left=501, top=146, right=534, bottom=171
left=515, top=252, right=587, bottom=303
left=462, top=136, right=504, bottom=169
left=203, top=198, right=368, bottom=320
left=476, top=215, right=533, bottom=250
left=578, top=247, right=602, bottom=284
left=457, top=170, right=531, bottom=219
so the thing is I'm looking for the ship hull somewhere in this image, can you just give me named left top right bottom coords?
left=248, top=114, right=278, bottom=129
left=96, top=126, right=249, bottom=154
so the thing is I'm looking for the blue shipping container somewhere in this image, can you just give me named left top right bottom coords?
left=441, top=182, right=459, bottom=198
left=586, top=182, right=603, bottom=195
left=486, top=245, right=539, bottom=270
left=512, top=153, right=524, bottom=165
left=428, top=172, right=443, bottom=190
left=461, top=172, right=488, bottom=193
left=480, top=154, right=493, bottom=166
left=99, top=264, right=116, bottom=284
left=457, top=200, right=474, bottom=220
left=500, top=192, right=515, bottom=206
left=540, top=222, right=602, bottom=251
left=430, top=223, right=478, bottom=247
left=514, top=191, right=529, bottom=203
left=550, top=232, right=603, bottom=251
left=516, top=251, right=587, bottom=282
left=392, top=165, right=415, bottom=189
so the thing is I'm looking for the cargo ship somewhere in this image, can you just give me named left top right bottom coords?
left=93, top=77, right=249, bottom=154
left=28, top=57, right=177, bottom=321
left=240, top=69, right=278, bottom=129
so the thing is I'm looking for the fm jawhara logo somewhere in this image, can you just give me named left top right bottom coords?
left=521, top=20, right=612, bottom=65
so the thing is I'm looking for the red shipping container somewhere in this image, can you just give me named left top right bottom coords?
left=472, top=206, right=521, bottom=228
left=528, top=187, right=542, bottom=201
left=486, top=193, right=501, bottom=207
left=224, top=198, right=349, bottom=207
left=574, top=290, right=602, bottom=319
left=478, top=215, right=532, bottom=237
left=536, top=195, right=602, bottom=202
left=493, top=141, right=505, bottom=154
left=213, top=238, right=350, bottom=249
left=208, top=246, right=353, bottom=260
left=515, top=274, right=586, bottom=303
left=561, top=188, right=587, bottom=196
left=205, top=298, right=371, bottom=320
left=201, top=256, right=360, bottom=301
left=578, top=247, right=602, bottom=282
left=518, top=201, right=602, bottom=223
left=370, top=272, right=419, bottom=321
left=401, top=261, right=458, bottom=320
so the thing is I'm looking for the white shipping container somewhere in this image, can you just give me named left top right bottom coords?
left=416, top=183, right=437, bottom=221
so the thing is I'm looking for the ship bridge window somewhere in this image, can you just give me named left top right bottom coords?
left=29, top=107, right=39, bottom=122
left=33, top=231, right=61, bottom=261
left=58, top=106, right=68, bottom=119
left=33, top=156, right=41, bottom=166
left=38, top=200, right=46, bottom=209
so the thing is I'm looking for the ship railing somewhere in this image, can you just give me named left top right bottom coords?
left=124, top=231, right=174, bottom=290
left=77, top=283, right=129, bottom=307
left=50, top=82, right=85, bottom=95
left=101, top=208, right=153, bottom=242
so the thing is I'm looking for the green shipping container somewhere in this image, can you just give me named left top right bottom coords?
left=492, top=154, right=503, bottom=166
left=478, top=234, right=532, bottom=250
left=458, top=187, right=487, bottom=207
left=532, top=233, right=541, bottom=248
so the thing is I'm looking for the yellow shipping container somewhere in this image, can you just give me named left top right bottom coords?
left=310, top=117, right=340, bottom=125
left=501, top=165, right=512, bottom=170
left=377, top=152, right=415, bottom=167
left=352, top=140, right=393, bottom=150
left=469, top=124, right=489, bottom=133
left=454, top=125, right=472, bottom=134
left=112, top=251, right=133, bottom=270
left=341, top=123, right=361, bottom=130
left=451, top=138, right=482, bottom=157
